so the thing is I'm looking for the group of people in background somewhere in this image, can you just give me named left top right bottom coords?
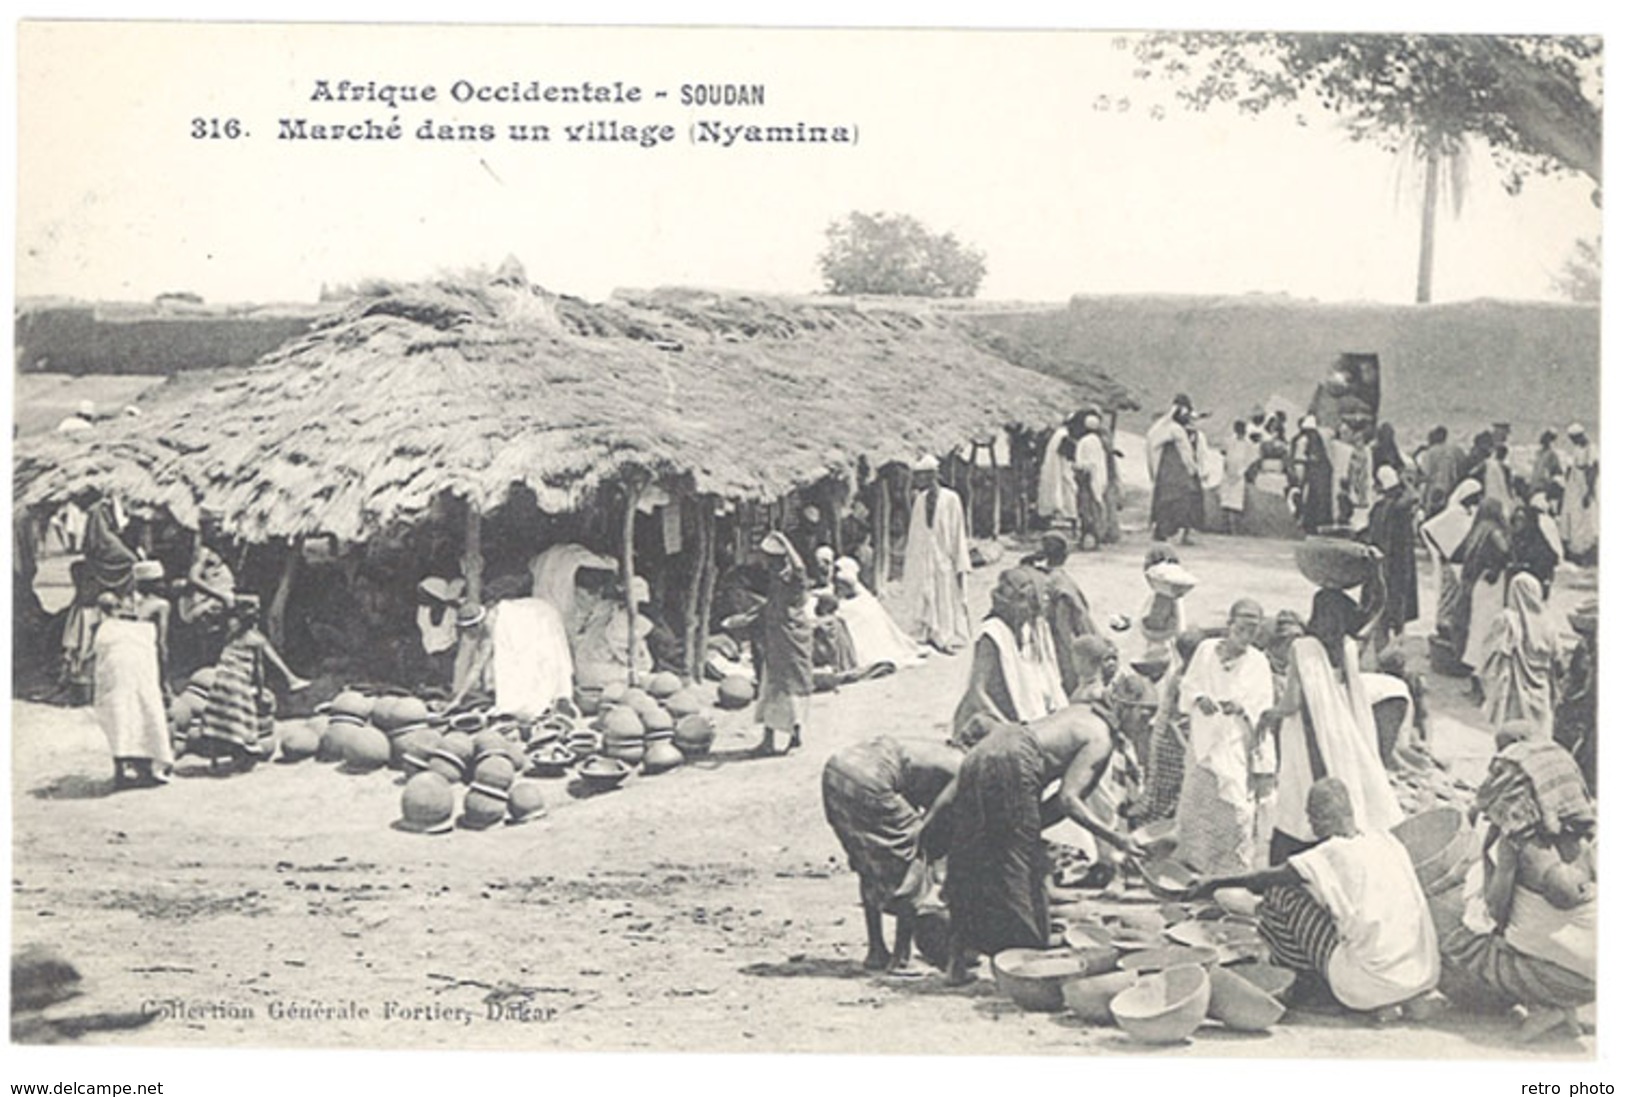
left=821, top=397, right=1596, bottom=1038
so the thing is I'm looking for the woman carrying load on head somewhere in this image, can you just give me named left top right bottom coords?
left=1440, top=736, right=1596, bottom=1041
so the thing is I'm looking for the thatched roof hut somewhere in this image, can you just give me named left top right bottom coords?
left=15, top=274, right=1133, bottom=542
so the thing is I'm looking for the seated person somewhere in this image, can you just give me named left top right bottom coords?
left=1188, top=777, right=1440, bottom=1020
left=1439, top=734, right=1596, bottom=1041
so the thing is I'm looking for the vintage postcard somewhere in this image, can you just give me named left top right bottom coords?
left=7, top=11, right=1609, bottom=1091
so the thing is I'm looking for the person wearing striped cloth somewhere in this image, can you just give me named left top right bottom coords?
left=1186, top=777, right=1440, bottom=1021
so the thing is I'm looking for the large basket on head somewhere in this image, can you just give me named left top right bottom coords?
left=1295, top=537, right=1379, bottom=590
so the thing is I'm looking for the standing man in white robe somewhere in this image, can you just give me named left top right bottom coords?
left=1073, top=412, right=1111, bottom=551
left=1036, top=416, right=1080, bottom=532
left=1174, top=598, right=1276, bottom=874
left=899, top=455, right=972, bottom=654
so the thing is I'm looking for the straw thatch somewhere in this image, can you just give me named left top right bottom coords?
left=15, top=275, right=1133, bottom=543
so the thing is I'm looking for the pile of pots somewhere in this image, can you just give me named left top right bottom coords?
left=393, top=711, right=548, bottom=834
left=562, top=671, right=717, bottom=780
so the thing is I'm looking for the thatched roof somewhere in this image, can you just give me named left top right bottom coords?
left=15, top=276, right=1132, bottom=542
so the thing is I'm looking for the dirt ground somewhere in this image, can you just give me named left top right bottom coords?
left=9, top=526, right=1598, bottom=1061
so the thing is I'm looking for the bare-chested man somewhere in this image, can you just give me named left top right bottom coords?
left=923, top=649, right=1141, bottom=985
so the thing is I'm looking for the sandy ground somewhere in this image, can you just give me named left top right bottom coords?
left=9, top=526, right=1597, bottom=1060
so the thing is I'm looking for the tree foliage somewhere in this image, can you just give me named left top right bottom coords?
left=1551, top=236, right=1601, bottom=303
left=818, top=211, right=987, bottom=297
left=1130, top=33, right=1602, bottom=194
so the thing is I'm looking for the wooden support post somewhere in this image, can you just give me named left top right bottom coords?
left=267, top=542, right=298, bottom=650
left=682, top=494, right=705, bottom=683
left=461, top=498, right=484, bottom=604
left=992, top=434, right=1003, bottom=538
left=876, top=472, right=892, bottom=588
left=965, top=452, right=977, bottom=540
left=622, top=474, right=646, bottom=687
left=696, top=505, right=718, bottom=684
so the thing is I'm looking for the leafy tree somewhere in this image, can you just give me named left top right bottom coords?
left=1551, top=236, right=1601, bottom=303
left=818, top=211, right=987, bottom=297
left=1128, top=33, right=1602, bottom=302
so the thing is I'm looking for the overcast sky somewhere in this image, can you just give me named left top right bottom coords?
left=15, top=21, right=1603, bottom=306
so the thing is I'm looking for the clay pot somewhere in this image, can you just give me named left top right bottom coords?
left=674, top=714, right=717, bottom=757
left=599, top=680, right=630, bottom=707
left=639, top=705, right=675, bottom=734
left=460, top=787, right=508, bottom=830
left=398, top=772, right=456, bottom=834
left=992, top=948, right=1086, bottom=1012
left=398, top=728, right=444, bottom=774
left=329, top=689, right=374, bottom=722
left=507, top=781, right=547, bottom=824
left=578, top=756, right=632, bottom=791
left=318, top=715, right=360, bottom=763
left=1061, top=971, right=1136, bottom=1024
left=528, top=743, right=577, bottom=778
left=642, top=738, right=684, bottom=775
left=277, top=719, right=321, bottom=763
left=645, top=671, right=682, bottom=699
left=600, top=705, right=645, bottom=741
left=1110, top=964, right=1211, bottom=1045
left=664, top=687, right=704, bottom=719
left=343, top=725, right=392, bottom=772
left=623, top=688, right=661, bottom=718
left=716, top=674, right=754, bottom=710
left=471, top=754, right=517, bottom=792
left=471, top=729, right=513, bottom=761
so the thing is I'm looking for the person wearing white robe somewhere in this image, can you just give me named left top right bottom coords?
left=93, top=595, right=173, bottom=788
left=1036, top=420, right=1078, bottom=526
left=832, top=557, right=926, bottom=668
left=1174, top=600, right=1276, bottom=874
left=487, top=597, right=577, bottom=720
left=898, top=456, right=972, bottom=654
left=1273, top=634, right=1403, bottom=862
left=529, top=543, right=617, bottom=637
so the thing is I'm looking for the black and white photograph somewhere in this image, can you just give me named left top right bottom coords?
left=5, top=9, right=1612, bottom=1090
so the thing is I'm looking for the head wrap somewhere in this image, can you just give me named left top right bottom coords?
left=912, top=454, right=940, bottom=473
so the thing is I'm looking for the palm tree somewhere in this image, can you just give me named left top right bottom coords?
left=1406, top=130, right=1472, bottom=304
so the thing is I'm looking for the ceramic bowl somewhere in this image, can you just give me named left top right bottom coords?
left=1206, top=964, right=1286, bottom=1031
left=992, top=948, right=1086, bottom=1013
left=1111, top=964, right=1211, bottom=1044
left=578, top=756, right=633, bottom=791
left=1061, top=923, right=1120, bottom=976
left=528, top=744, right=578, bottom=778
left=1117, top=945, right=1220, bottom=974
left=1227, top=962, right=1296, bottom=1000
left=1061, top=970, right=1137, bottom=1024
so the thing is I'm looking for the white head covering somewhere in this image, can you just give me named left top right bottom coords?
left=814, top=545, right=835, bottom=566
left=834, top=556, right=861, bottom=584
left=1300, top=414, right=1318, bottom=431
left=1375, top=465, right=1401, bottom=491
left=629, top=575, right=652, bottom=604
left=912, top=454, right=940, bottom=473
